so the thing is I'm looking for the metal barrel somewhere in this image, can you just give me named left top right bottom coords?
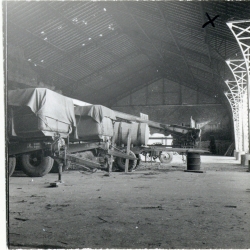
left=187, top=153, right=201, bottom=170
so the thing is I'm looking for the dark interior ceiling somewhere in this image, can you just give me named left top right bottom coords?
left=4, top=1, right=250, bottom=106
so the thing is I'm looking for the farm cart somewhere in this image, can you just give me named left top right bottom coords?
left=7, top=88, right=77, bottom=177
left=7, top=88, right=203, bottom=177
left=7, top=88, right=136, bottom=177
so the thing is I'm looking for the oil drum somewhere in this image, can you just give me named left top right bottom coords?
left=187, top=153, right=201, bottom=171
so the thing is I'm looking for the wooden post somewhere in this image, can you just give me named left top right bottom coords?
left=109, top=131, right=116, bottom=173
left=58, top=163, right=63, bottom=182
left=125, top=129, right=131, bottom=173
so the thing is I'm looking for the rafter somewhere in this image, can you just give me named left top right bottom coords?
left=107, top=4, right=237, bottom=43
left=121, top=2, right=164, bottom=61
left=108, top=6, right=213, bottom=99
left=157, top=2, right=198, bottom=89
left=109, top=3, right=223, bottom=97
left=111, top=3, right=238, bottom=68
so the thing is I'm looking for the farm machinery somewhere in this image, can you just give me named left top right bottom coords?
left=7, top=88, right=202, bottom=177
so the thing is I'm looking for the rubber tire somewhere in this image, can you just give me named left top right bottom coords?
left=159, top=152, right=173, bottom=164
left=116, top=151, right=137, bottom=171
left=14, top=156, right=23, bottom=171
left=50, top=160, right=70, bottom=173
left=9, top=156, right=16, bottom=177
left=21, top=152, right=54, bottom=177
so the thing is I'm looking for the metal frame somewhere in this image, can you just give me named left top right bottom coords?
left=226, top=59, right=248, bottom=153
left=227, top=20, right=250, bottom=153
left=224, top=81, right=242, bottom=152
left=224, top=91, right=240, bottom=153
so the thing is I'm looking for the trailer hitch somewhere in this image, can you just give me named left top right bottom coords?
left=51, top=134, right=66, bottom=157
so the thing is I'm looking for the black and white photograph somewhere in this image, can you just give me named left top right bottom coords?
left=3, top=1, right=250, bottom=249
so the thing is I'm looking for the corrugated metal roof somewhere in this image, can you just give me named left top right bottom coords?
left=5, top=1, right=250, bottom=105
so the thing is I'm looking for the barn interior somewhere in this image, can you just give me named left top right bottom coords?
left=4, top=1, right=250, bottom=249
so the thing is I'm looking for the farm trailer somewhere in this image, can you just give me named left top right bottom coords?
left=7, top=88, right=203, bottom=177
left=7, top=88, right=134, bottom=177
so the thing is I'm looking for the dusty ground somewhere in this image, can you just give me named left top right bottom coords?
left=8, top=155, right=250, bottom=249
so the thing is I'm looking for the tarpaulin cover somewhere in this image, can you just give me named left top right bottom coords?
left=8, top=88, right=77, bottom=138
left=75, top=105, right=116, bottom=140
left=76, top=116, right=114, bottom=140
left=74, top=105, right=116, bottom=123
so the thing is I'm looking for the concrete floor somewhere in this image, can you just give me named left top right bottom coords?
left=8, top=155, right=250, bottom=249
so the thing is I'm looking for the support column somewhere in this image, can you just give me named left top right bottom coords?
left=224, top=88, right=241, bottom=154
left=227, top=20, right=250, bottom=168
left=225, top=59, right=248, bottom=162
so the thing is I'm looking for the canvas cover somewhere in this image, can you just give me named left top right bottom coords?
left=74, top=105, right=116, bottom=123
left=75, top=105, right=116, bottom=140
left=8, top=88, right=77, bottom=138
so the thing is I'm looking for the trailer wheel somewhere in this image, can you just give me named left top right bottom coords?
left=116, top=151, right=137, bottom=171
left=159, top=152, right=173, bottom=164
left=21, top=151, right=54, bottom=177
left=50, top=160, right=70, bottom=173
left=9, top=156, right=16, bottom=177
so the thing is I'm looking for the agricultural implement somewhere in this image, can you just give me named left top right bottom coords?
left=7, top=88, right=204, bottom=177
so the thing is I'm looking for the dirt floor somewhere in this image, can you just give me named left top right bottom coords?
left=8, top=155, right=250, bottom=249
